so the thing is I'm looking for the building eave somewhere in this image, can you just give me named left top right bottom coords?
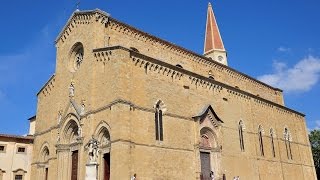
left=28, top=115, right=36, bottom=121
left=56, top=8, right=283, bottom=92
left=107, top=17, right=283, bottom=92
left=93, top=46, right=304, bottom=117
left=0, top=133, right=34, bottom=143
left=36, top=74, right=55, bottom=96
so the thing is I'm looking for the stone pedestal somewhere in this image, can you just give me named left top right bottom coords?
left=85, top=162, right=98, bottom=180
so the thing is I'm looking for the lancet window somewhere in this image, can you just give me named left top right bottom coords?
left=155, top=101, right=164, bottom=141
left=284, top=128, right=293, bottom=160
left=258, top=125, right=264, bottom=156
left=238, top=120, right=245, bottom=152
left=270, top=128, right=276, bottom=157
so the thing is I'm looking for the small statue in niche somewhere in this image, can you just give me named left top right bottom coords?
left=85, top=136, right=100, bottom=163
left=77, top=127, right=82, bottom=139
left=69, top=82, right=75, bottom=98
left=101, top=136, right=110, bottom=147
left=57, top=110, right=63, bottom=124
left=80, top=100, right=86, bottom=115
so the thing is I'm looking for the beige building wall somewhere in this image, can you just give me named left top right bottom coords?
left=30, top=9, right=316, bottom=180
left=0, top=135, right=33, bottom=180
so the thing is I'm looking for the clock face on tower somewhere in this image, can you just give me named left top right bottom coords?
left=218, top=56, right=224, bottom=62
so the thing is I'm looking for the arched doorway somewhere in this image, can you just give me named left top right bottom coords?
left=194, top=105, right=223, bottom=180
left=57, top=117, right=81, bottom=180
left=95, top=123, right=111, bottom=180
left=199, top=128, right=218, bottom=180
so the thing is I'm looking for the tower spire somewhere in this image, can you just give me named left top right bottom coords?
left=204, top=2, right=228, bottom=65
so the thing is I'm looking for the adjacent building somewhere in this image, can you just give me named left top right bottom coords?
left=0, top=117, right=35, bottom=180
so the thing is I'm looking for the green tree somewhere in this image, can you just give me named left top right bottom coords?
left=309, top=129, right=320, bottom=178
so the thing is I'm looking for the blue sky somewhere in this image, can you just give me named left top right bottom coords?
left=0, top=0, right=319, bottom=135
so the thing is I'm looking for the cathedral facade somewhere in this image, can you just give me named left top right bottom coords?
left=30, top=3, right=316, bottom=180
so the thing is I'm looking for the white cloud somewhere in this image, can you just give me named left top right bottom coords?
left=258, top=56, right=320, bottom=93
left=315, top=120, right=320, bottom=129
left=277, top=46, right=291, bottom=52
left=309, top=120, right=320, bottom=132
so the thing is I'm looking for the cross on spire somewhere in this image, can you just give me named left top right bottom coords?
left=76, top=0, right=80, bottom=11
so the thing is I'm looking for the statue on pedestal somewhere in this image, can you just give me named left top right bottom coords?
left=85, top=136, right=100, bottom=180
left=85, top=136, right=100, bottom=163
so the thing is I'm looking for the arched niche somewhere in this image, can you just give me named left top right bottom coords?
left=94, top=121, right=111, bottom=180
left=39, top=142, right=50, bottom=163
left=200, top=127, right=218, bottom=149
left=60, top=116, right=81, bottom=144
left=94, top=121, right=111, bottom=150
left=42, top=147, right=50, bottom=163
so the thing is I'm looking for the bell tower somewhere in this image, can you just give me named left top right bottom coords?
left=204, top=2, right=228, bottom=66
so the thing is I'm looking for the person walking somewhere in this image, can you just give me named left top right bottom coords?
left=130, top=173, right=137, bottom=180
left=210, top=171, right=215, bottom=180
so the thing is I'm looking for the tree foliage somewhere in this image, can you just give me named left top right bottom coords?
left=309, top=129, right=320, bottom=177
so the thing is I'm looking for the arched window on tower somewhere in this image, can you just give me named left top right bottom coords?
left=270, top=128, right=276, bottom=157
left=284, top=128, right=293, bottom=160
left=258, top=125, right=264, bottom=156
left=238, top=120, right=245, bottom=152
left=155, top=101, right=164, bottom=141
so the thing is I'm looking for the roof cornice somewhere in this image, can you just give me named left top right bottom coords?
left=56, top=8, right=282, bottom=92
left=36, top=74, right=55, bottom=96
left=55, top=8, right=110, bottom=43
left=93, top=46, right=304, bottom=117
left=106, top=18, right=282, bottom=92
left=0, top=134, right=34, bottom=143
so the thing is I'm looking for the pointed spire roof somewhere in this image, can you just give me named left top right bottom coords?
left=204, top=2, right=225, bottom=54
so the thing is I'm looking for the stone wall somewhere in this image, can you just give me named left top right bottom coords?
left=31, top=10, right=316, bottom=180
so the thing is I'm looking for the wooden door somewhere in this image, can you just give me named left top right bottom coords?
left=103, top=153, right=110, bottom=180
left=200, top=152, right=211, bottom=180
left=71, top=150, right=78, bottom=180
left=45, top=168, right=48, bottom=180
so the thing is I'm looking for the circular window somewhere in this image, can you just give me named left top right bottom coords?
left=74, top=49, right=83, bottom=70
left=69, top=43, right=84, bottom=72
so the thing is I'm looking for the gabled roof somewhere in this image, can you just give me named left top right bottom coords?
left=55, top=8, right=110, bottom=43
left=193, top=105, right=223, bottom=123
